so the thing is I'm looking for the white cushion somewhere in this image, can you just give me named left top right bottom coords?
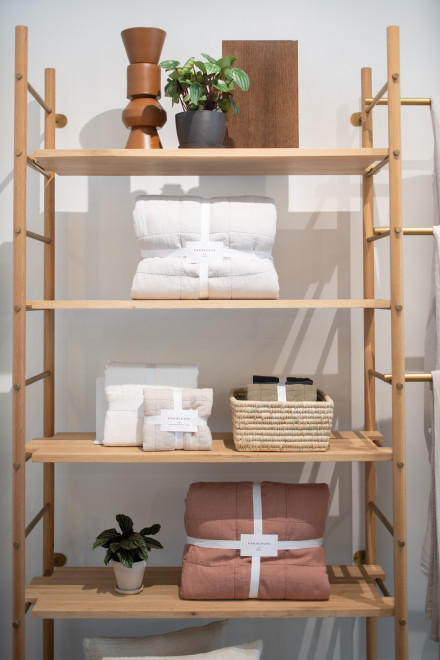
left=103, top=639, right=263, bottom=660
left=83, top=621, right=227, bottom=659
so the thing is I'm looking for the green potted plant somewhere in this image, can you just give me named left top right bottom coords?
left=93, top=513, right=163, bottom=594
left=159, top=53, right=250, bottom=148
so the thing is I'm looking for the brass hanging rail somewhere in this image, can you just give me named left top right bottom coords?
left=369, top=370, right=432, bottom=383
left=27, top=82, right=52, bottom=114
left=364, top=97, right=431, bottom=106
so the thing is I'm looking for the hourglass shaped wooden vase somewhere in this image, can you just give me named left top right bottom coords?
left=121, top=27, right=167, bottom=149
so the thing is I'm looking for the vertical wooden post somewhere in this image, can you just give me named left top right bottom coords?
left=387, top=25, right=408, bottom=660
left=12, top=24, right=28, bottom=660
left=362, top=66, right=377, bottom=660
left=43, top=67, right=56, bottom=660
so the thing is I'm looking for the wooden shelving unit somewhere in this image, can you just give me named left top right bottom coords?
left=12, top=24, right=407, bottom=660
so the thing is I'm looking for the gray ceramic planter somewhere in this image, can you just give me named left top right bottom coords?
left=175, top=110, right=226, bottom=148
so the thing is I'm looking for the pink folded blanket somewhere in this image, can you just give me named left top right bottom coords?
left=180, top=481, right=330, bottom=600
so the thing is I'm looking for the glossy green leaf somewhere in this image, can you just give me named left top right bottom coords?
left=183, top=57, right=195, bottom=70
left=189, top=83, right=204, bottom=105
left=103, top=548, right=113, bottom=565
left=116, top=513, right=133, bottom=533
left=194, top=60, right=207, bottom=73
left=116, top=550, right=133, bottom=568
left=216, top=55, right=237, bottom=69
left=92, top=528, right=119, bottom=549
left=159, top=60, right=180, bottom=69
left=205, top=62, right=221, bottom=75
left=231, top=97, right=239, bottom=115
left=140, top=524, right=161, bottom=536
left=143, top=537, right=164, bottom=549
left=227, top=67, right=250, bottom=91
left=212, top=79, right=230, bottom=93
left=201, top=52, right=217, bottom=64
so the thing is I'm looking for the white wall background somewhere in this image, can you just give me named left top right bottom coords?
left=1, top=0, right=439, bottom=658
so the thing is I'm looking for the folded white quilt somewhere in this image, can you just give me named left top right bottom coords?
left=131, top=255, right=279, bottom=300
left=133, top=195, right=277, bottom=253
left=143, top=387, right=213, bottom=451
left=101, top=362, right=199, bottom=446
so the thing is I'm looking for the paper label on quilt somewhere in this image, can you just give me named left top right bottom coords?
left=160, top=409, right=198, bottom=432
left=240, top=534, right=279, bottom=557
left=187, top=241, right=223, bottom=264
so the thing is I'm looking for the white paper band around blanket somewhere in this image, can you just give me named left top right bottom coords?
left=187, top=483, right=324, bottom=599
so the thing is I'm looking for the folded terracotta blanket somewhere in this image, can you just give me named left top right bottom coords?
left=246, top=383, right=317, bottom=402
left=131, top=256, right=279, bottom=300
left=180, top=481, right=330, bottom=600
left=143, top=387, right=213, bottom=451
left=101, top=362, right=199, bottom=446
left=133, top=195, right=277, bottom=253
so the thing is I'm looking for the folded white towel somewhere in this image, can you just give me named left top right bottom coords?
left=100, top=362, right=199, bottom=446
left=131, top=255, right=279, bottom=300
left=143, top=387, right=213, bottom=451
left=133, top=195, right=277, bottom=254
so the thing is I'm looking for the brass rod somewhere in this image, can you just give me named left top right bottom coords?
left=26, top=230, right=51, bottom=244
left=366, top=82, right=388, bottom=113
left=365, top=97, right=431, bottom=106
left=27, top=156, right=51, bottom=179
left=27, top=82, right=52, bottom=114
left=369, top=369, right=432, bottom=383
left=374, top=227, right=433, bottom=236
left=366, top=156, right=389, bottom=177
left=367, top=230, right=390, bottom=242
left=369, top=501, right=394, bottom=536
left=25, top=504, right=50, bottom=538
left=25, top=452, right=32, bottom=462
left=376, top=578, right=391, bottom=598
left=25, top=370, right=51, bottom=386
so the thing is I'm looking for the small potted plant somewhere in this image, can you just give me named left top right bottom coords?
left=159, top=53, right=250, bottom=148
left=93, top=513, right=163, bottom=595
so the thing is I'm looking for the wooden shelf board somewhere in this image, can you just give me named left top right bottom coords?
left=26, top=299, right=391, bottom=311
left=26, top=565, right=394, bottom=619
left=26, top=431, right=391, bottom=463
left=31, top=148, right=389, bottom=177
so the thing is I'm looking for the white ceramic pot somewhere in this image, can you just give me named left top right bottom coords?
left=111, top=559, right=146, bottom=595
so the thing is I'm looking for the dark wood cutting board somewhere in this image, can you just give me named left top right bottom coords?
left=222, top=40, right=298, bottom=148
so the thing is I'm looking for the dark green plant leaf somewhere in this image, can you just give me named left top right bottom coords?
left=136, top=547, right=150, bottom=562
left=189, top=83, right=204, bottom=105
left=212, top=79, right=230, bottom=93
left=159, top=60, right=180, bottom=69
left=183, top=57, right=195, bottom=70
left=143, top=537, right=164, bottom=550
left=231, top=97, right=239, bottom=115
left=205, top=63, right=221, bottom=75
left=116, top=514, right=133, bottom=533
left=120, top=534, right=147, bottom=550
left=194, top=60, right=207, bottom=73
left=139, top=524, right=161, bottom=536
left=109, top=540, right=121, bottom=553
left=216, top=55, right=237, bottom=69
left=218, top=98, right=231, bottom=113
left=103, top=548, right=113, bottom=565
left=92, top=528, right=119, bottom=549
left=116, top=550, right=133, bottom=568
left=201, top=53, right=217, bottom=64
left=172, top=94, right=180, bottom=104
left=164, top=82, right=177, bottom=98
left=227, top=68, right=250, bottom=91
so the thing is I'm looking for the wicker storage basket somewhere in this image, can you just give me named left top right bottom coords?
left=229, top=387, right=333, bottom=452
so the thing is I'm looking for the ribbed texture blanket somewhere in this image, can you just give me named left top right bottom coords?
left=180, top=481, right=330, bottom=600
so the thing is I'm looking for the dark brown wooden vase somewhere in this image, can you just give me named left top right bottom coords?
left=121, top=27, right=167, bottom=149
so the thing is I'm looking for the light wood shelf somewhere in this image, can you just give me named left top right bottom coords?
left=26, top=431, right=390, bottom=463
left=25, top=565, right=394, bottom=619
left=25, top=299, right=391, bottom=311
left=31, top=148, right=389, bottom=177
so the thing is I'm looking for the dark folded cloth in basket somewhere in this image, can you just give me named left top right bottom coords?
left=253, top=375, right=314, bottom=385
left=247, top=383, right=317, bottom=402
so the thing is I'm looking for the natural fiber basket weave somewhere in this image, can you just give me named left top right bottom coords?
left=229, top=387, right=333, bottom=452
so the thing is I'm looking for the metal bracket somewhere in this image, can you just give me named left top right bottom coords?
left=54, top=552, right=67, bottom=567
left=353, top=549, right=366, bottom=564
left=350, top=112, right=362, bottom=127
left=55, top=114, right=67, bottom=128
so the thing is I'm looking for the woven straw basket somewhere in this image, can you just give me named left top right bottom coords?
left=229, top=387, right=333, bottom=452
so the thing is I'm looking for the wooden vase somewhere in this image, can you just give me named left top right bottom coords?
left=121, top=27, right=167, bottom=149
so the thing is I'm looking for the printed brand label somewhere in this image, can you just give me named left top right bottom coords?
left=240, top=534, right=279, bottom=557
left=161, top=409, right=198, bottom=433
left=187, top=241, right=224, bottom=264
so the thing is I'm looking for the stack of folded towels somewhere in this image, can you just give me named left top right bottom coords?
left=97, top=361, right=213, bottom=451
left=130, top=195, right=279, bottom=299
left=246, top=375, right=318, bottom=402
